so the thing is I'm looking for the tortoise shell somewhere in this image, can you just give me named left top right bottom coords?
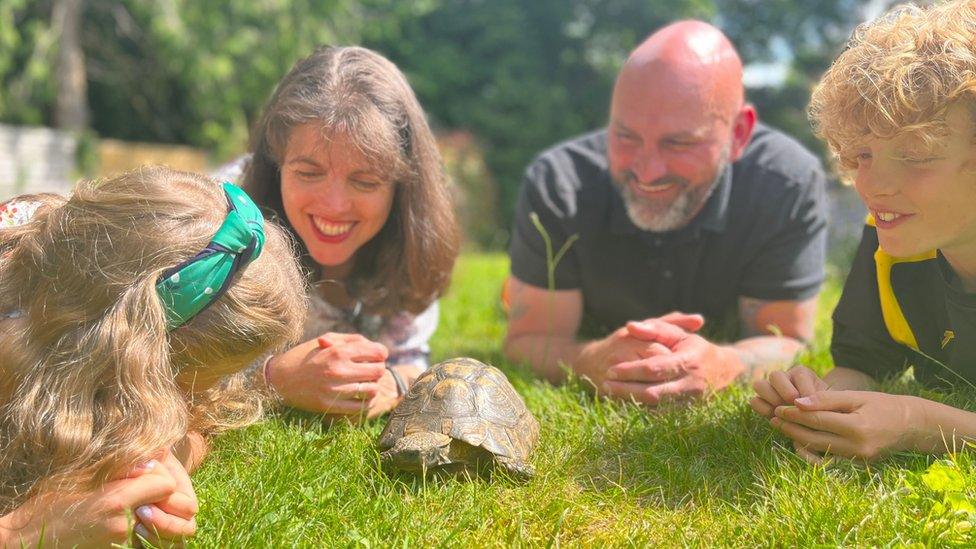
left=377, top=357, right=539, bottom=478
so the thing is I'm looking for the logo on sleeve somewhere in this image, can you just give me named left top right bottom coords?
left=941, top=330, right=955, bottom=349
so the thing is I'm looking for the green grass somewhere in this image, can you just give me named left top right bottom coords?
left=190, top=253, right=976, bottom=547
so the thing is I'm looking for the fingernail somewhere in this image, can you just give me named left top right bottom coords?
left=136, top=505, right=152, bottom=521
left=605, top=369, right=617, bottom=380
left=134, top=523, right=150, bottom=539
left=795, top=397, right=812, bottom=406
left=600, top=382, right=611, bottom=394
left=131, top=459, right=156, bottom=474
left=317, top=336, right=331, bottom=349
left=770, top=417, right=781, bottom=427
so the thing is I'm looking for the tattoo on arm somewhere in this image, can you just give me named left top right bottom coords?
left=734, top=296, right=816, bottom=380
left=738, top=297, right=767, bottom=337
left=735, top=347, right=761, bottom=382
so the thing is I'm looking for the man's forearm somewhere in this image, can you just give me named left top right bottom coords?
left=729, top=336, right=806, bottom=382
left=503, top=334, right=587, bottom=384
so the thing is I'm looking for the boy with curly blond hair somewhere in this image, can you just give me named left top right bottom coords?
left=752, top=0, right=976, bottom=463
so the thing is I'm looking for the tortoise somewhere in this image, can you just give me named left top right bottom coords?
left=377, top=357, right=539, bottom=479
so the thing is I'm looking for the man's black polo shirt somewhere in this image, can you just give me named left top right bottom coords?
left=832, top=223, right=976, bottom=388
left=508, top=124, right=828, bottom=337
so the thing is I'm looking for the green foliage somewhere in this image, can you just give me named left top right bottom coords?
left=902, top=456, right=976, bottom=545
left=921, top=461, right=967, bottom=494
left=0, top=0, right=56, bottom=125
left=0, top=0, right=865, bottom=237
left=81, top=0, right=371, bottom=157
left=364, top=0, right=864, bottom=234
left=528, top=210, right=579, bottom=366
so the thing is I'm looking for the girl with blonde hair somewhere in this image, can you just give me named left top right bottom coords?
left=0, top=166, right=306, bottom=545
left=217, top=45, right=460, bottom=418
left=752, top=0, right=976, bottom=462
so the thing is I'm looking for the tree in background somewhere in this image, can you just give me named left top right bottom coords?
left=52, top=0, right=87, bottom=130
left=0, top=0, right=867, bottom=246
left=718, top=0, right=864, bottom=158
left=0, top=0, right=57, bottom=127
left=80, top=0, right=378, bottom=156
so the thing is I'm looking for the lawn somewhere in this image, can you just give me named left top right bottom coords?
left=191, top=253, right=976, bottom=547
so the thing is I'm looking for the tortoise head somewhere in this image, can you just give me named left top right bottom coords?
left=381, top=431, right=453, bottom=474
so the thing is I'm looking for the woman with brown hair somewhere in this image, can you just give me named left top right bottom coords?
left=0, top=167, right=307, bottom=544
left=217, top=45, right=460, bottom=418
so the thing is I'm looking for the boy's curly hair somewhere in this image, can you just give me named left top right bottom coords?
left=809, top=0, right=976, bottom=175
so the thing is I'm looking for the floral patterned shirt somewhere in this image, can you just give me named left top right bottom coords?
left=1, top=197, right=43, bottom=320
left=305, top=292, right=438, bottom=370
left=0, top=199, right=41, bottom=228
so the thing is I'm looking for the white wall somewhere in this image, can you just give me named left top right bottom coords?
left=0, top=124, right=77, bottom=200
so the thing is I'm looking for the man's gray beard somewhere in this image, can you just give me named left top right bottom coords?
left=618, top=160, right=728, bottom=233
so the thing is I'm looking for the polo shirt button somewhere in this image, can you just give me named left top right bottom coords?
left=663, top=270, right=673, bottom=279
left=654, top=238, right=663, bottom=247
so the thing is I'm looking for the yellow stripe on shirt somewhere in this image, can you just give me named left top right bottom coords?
left=867, top=215, right=936, bottom=350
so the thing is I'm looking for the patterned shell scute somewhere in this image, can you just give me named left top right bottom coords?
left=378, top=358, right=539, bottom=462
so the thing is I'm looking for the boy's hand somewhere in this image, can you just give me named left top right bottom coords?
left=750, top=365, right=828, bottom=417
left=770, top=390, right=926, bottom=462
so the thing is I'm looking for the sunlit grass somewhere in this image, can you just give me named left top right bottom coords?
left=190, top=253, right=976, bottom=547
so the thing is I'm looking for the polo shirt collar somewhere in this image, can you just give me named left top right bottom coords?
left=608, top=164, right=733, bottom=238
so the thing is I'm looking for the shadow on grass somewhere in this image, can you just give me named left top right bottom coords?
left=566, top=375, right=976, bottom=511
left=377, top=463, right=531, bottom=495
left=567, top=395, right=782, bottom=509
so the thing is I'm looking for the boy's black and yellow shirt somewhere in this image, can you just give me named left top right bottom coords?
left=832, top=220, right=976, bottom=388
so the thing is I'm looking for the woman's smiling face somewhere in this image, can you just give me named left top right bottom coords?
left=279, top=123, right=396, bottom=276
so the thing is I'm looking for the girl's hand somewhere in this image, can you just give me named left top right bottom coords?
left=750, top=365, right=828, bottom=418
left=0, top=460, right=187, bottom=548
left=266, top=332, right=389, bottom=415
left=132, top=449, right=199, bottom=547
left=771, top=390, right=928, bottom=462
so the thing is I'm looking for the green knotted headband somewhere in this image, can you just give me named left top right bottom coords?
left=156, top=182, right=266, bottom=330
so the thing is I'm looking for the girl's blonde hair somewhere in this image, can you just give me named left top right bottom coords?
left=0, top=166, right=307, bottom=512
left=809, top=0, right=976, bottom=174
left=243, top=46, right=461, bottom=315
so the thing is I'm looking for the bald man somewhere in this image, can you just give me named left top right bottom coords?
left=504, top=21, right=827, bottom=405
